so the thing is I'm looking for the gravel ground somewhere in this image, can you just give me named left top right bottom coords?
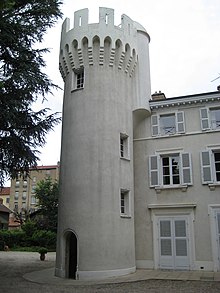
left=0, top=252, right=220, bottom=293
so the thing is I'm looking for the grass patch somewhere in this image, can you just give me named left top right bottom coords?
left=11, top=246, right=42, bottom=252
left=11, top=246, right=56, bottom=252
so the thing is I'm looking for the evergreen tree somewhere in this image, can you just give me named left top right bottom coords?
left=35, top=178, right=59, bottom=232
left=0, top=0, right=63, bottom=186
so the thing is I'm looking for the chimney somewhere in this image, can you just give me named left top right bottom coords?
left=151, top=91, right=166, bottom=101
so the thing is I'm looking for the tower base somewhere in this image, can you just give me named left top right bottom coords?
left=55, top=266, right=136, bottom=280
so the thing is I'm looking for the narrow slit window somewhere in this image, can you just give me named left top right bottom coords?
left=76, top=71, right=84, bottom=89
left=120, top=189, right=130, bottom=217
left=120, top=133, right=129, bottom=159
left=73, top=68, right=84, bottom=90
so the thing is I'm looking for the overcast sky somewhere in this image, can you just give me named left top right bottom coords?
left=36, top=0, right=220, bottom=168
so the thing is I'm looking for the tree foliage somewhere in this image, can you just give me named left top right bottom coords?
left=0, top=0, right=63, bottom=186
left=35, top=178, right=59, bottom=232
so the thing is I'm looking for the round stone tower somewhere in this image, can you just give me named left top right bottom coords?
left=55, top=7, right=151, bottom=280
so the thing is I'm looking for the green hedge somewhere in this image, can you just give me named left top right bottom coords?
left=0, top=230, right=26, bottom=248
left=32, top=230, right=56, bottom=248
left=0, top=226, right=56, bottom=250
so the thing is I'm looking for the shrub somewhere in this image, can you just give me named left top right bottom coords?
left=0, top=226, right=56, bottom=250
left=0, top=240, right=5, bottom=251
left=21, top=220, right=37, bottom=237
left=32, top=230, right=56, bottom=249
left=38, top=247, right=48, bottom=254
left=0, top=230, right=26, bottom=248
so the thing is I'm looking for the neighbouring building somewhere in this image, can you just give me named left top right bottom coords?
left=0, top=187, right=10, bottom=208
left=0, top=198, right=12, bottom=230
left=9, top=164, right=59, bottom=215
left=56, top=7, right=220, bottom=280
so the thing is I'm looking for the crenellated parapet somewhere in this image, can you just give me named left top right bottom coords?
left=59, top=7, right=149, bottom=80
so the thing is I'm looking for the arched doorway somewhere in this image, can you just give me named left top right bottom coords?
left=65, top=231, right=77, bottom=279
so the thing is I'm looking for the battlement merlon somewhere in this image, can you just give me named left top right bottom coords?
left=60, top=7, right=150, bottom=51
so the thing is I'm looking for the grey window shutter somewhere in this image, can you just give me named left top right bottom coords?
left=149, top=155, right=159, bottom=186
left=200, top=150, right=212, bottom=183
left=200, top=108, right=209, bottom=130
left=151, top=115, right=159, bottom=136
left=181, top=153, right=192, bottom=185
left=176, top=112, right=185, bottom=133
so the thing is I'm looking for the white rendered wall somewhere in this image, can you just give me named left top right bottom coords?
left=56, top=7, right=151, bottom=279
left=134, top=93, right=220, bottom=271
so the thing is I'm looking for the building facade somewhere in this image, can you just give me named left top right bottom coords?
left=0, top=198, right=11, bottom=230
left=0, top=187, right=10, bottom=208
left=56, top=7, right=220, bottom=280
left=134, top=90, right=220, bottom=272
left=9, top=165, right=59, bottom=215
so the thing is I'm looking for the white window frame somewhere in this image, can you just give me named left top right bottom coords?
left=120, top=189, right=131, bottom=217
left=200, top=148, right=220, bottom=185
left=161, top=154, right=180, bottom=185
left=149, top=151, right=192, bottom=189
left=200, top=107, right=220, bottom=131
left=151, top=111, right=185, bottom=137
left=120, top=133, right=130, bottom=160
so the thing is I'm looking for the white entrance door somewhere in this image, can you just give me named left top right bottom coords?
left=216, top=212, right=220, bottom=271
left=158, top=217, right=189, bottom=269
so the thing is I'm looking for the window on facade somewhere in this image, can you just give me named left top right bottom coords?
left=162, top=155, right=180, bottom=185
left=200, top=107, right=220, bottom=131
left=23, top=180, right=27, bottom=187
left=149, top=152, right=192, bottom=187
left=120, top=189, right=130, bottom=217
left=214, top=152, right=220, bottom=181
left=22, top=192, right=27, bottom=200
left=210, top=108, right=220, bottom=129
left=31, top=185, right=36, bottom=193
left=6, top=198, right=9, bottom=204
left=46, top=170, right=51, bottom=178
left=31, top=196, right=36, bottom=205
left=151, top=112, right=185, bottom=137
left=201, top=149, right=220, bottom=184
left=14, top=192, right=19, bottom=200
left=120, top=133, right=129, bottom=159
left=15, top=180, right=19, bottom=187
left=73, top=68, right=84, bottom=90
left=160, top=114, right=176, bottom=135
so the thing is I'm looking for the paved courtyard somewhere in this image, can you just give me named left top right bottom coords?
left=1, top=251, right=220, bottom=292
